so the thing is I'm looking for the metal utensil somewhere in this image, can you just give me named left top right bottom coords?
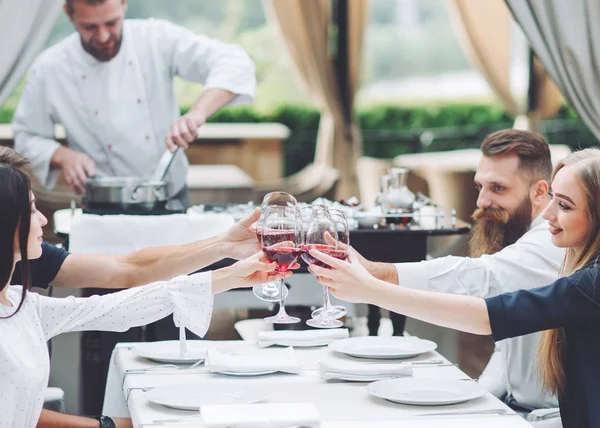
left=151, top=147, right=181, bottom=183
left=416, top=408, right=512, bottom=417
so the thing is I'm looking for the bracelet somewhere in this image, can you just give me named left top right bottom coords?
left=94, top=415, right=116, bottom=428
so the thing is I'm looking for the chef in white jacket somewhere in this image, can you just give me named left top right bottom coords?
left=12, top=0, right=255, bottom=205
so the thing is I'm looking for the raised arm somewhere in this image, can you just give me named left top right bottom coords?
left=360, top=222, right=564, bottom=298
left=150, top=19, right=256, bottom=150
left=37, top=251, right=285, bottom=340
left=309, top=249, right=600, bottom=339
left=52, top=209, right=261, bottom=289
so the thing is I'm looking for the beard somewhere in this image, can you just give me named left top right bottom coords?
left=469, top=194, right=533, bottom=257
left=81, top=32, right=123, bottom=62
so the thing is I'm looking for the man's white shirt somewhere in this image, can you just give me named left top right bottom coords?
left=12, top=19, right=256, bottom=197
left=395, top=216, right=564, bottom=409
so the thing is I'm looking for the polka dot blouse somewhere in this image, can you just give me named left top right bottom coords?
left=0, top=272, right=213, bottom=428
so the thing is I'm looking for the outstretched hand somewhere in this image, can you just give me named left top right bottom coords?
left=229, top=251, right=294, bottom=288
left=220, top=208, right=262, bottom=260
left=308, top=247, right=378, bottom=304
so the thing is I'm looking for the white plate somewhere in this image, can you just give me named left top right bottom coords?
left=367, top=378, right=486, bottom=406
left=217, top=370, right=277, bottom=376
left=132, top=341, right=210, bottom=364
left=329, top=336, right=437, bottom=359
left=145, top=384, right=265, bottom=411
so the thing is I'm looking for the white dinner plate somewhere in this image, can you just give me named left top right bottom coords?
left=328, top=336, right=437, bottom=359
left=367, top=378, right=486, bottom=406
left=217, top=370, right=277, bottom=376
left=132, top=341, right=210, bottom=364
left=145, top=384, right=265, bottom=411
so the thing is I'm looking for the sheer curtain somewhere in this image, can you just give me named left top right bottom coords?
left=0, top=0, right=63, bottom=107
left=448, top=0, right=562, bottom=131
left=506, top=0, right=600, bottom=139
left=263, top=0, right=368, bottom=198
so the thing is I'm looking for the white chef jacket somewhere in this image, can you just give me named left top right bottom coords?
left=0, top=272, right=214, bottom=428
left=395, top=216, right=564, bottom=409
left=12, top=19, right=255, bottom=197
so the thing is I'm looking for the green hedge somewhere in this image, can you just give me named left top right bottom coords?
left=1, top=103, right=591, bottom=174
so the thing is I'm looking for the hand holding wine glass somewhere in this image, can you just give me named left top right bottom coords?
left=253, top=192, right=297, bottom=302
left=260, top=206, right=303, bottom=324
left=308, top=247, right=379, bottom=304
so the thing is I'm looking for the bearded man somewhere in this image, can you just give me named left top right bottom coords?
left=355, top=129, right=564, bottom=421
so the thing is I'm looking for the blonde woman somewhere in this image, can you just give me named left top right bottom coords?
left=309, top=148, right=600, bottom=428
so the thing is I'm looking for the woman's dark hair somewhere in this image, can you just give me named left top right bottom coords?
left=0, top=165, right=32, bottom=318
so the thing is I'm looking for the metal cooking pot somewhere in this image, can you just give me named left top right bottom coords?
left=82, top=148, right=180, bottom=211
left=83, top=176, right=168, bottom=210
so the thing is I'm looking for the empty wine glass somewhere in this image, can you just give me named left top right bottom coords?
left=310, top=209, right=349, bottom=321
left=303, top=206, right=344, bottom=329
left=261, top=206, right=302, bottom=324
left=252, top=192, right=297, bottom=302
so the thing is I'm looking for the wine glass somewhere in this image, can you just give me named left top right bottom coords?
left=310, top=209, right=349, bottom=320
left=303, top=206, right=344, bottom=329
left=261, top=191, right=297, bottom=208
left=261, top=206, right=302, bottom=324
left=253, top=209, right=289, bottom=302
left=252, top=192, right=297, bottom=301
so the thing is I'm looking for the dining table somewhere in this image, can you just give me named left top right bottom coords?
left=101, top=340, right=532, bottom=427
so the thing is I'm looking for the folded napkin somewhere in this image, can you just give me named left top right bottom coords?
left=206, top=346, right=302, bottom=375
left=319, top=358, right=412, bottom=381
left=201, top=403, right=321, bottom=428
left=257, top=328, right=349, bottom=348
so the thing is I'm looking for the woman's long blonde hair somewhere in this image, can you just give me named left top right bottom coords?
left=538, top=148, right=600, bottom=396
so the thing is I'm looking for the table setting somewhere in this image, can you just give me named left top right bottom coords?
left=102, top=332, right=531, bottom=428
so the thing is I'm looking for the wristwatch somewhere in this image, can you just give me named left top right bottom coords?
left=94, top=415, right=116, bottom=428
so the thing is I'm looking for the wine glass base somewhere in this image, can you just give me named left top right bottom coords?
left=253, top=283, right=289, bottom=302
left=311, top=305, right=347, bottom=320
left=264, top=314, right=301, bottom=324
left=306, top=318, right=344, bottom=329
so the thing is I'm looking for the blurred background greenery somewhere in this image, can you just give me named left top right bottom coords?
left=1, top=0, right=596, bottom=175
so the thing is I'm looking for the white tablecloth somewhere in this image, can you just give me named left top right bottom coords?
left=103, top=341, right=532, bottom=428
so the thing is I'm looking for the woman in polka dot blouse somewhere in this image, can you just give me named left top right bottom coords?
left=0, top=164, right=290, bottom=428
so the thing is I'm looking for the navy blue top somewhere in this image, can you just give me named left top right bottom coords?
left=486, top=262, right=600, bottom=428
left=10, top=241, right=70, bottom=289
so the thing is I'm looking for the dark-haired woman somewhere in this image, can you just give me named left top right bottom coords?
left=0, top=165, right=288, bottom=427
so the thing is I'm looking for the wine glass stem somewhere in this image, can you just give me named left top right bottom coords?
left=277, top=277, right=287, bottom=317
left=323, top=284, right=332, bottom=312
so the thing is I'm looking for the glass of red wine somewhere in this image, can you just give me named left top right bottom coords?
left=310, top=209, right=349, bottom=321
left=253, top=209, right=289, bottom=302
left=261, top=206, right=302, bottom=324
left=253, top=192, right=297, bottom=302
left=302, top=206, right=344, bottom=329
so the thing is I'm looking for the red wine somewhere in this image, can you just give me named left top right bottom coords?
left=257, top=230, right=297, bottom=247
left=301, top=244, right=348, bottom=268
left=263, top=246, right=303, bottom=271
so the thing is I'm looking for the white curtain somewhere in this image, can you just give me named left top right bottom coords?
left=0, top=0, right=64, bottom=107
left=506, top=0, right=600, bottom=139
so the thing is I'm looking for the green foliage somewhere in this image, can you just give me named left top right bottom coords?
left=0, top=103, right=592, bottom=175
